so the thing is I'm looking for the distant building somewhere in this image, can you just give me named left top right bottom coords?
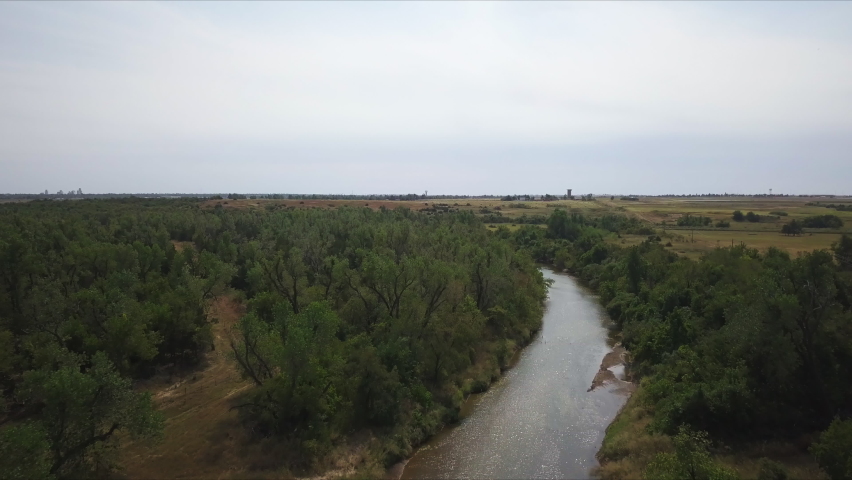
left=77, top=188, right=83, bottom=195
left=566, top=189, right=573, bottom=199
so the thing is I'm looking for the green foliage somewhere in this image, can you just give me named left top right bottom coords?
left=802, top=215, right=844, bottom=229
left=17, top=352, right=162, bottom=477
left=676, top=214, right=712, bottom=227
left=810, top=417, right=852, bottom=480
left=0, top=199, right=546, bottom=469
left=215, top=204, right=548, bottom=461
left=0, top=423, right=53, bottom=480
left=732, top=211, right=745, bottom=222
left=643, top=426, right=738, bottom=480
left=781, top=220, right=803, bottom=236
left=757, top=458, right=789, bottom=480
left=833, top=235, right=852, bottom=271
left=534, top=209, right=852, bottom=447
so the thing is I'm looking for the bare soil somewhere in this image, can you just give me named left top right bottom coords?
left=588, top=344, right=634, bottom=394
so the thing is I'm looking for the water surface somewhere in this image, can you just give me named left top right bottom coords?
left=401, top=269, right=628, bottom=480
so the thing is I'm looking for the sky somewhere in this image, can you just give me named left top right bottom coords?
left=1, top=2, right=851, bottom=195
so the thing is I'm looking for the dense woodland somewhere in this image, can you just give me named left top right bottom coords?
left=2, top=199, right=851, bottom=479
left=0, top=199, right=546, bottom=478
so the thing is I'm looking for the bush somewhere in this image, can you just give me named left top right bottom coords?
left=677, top=214, right=712, bottom=227
left=757, top=458, right=788, bottom=480
left=802, top=215, right=844, bottom=229
left=769, top=211, right=788, bottom=216
left=810, top=417, right=852, bottom=480
left=781, top=220, right=803, bottom=236
left=746, top=211, right=761, bottom=222
left=643, top=426, right=738, bottom=480
left=732, top=210, right=744, bottom=222
left=715, top=220, right=730, bottom=228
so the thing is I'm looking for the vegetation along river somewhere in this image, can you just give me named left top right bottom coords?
left=401, top=268, right=631, bottom=480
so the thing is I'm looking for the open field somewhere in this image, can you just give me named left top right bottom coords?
left=603, top=196, right=852, bottom=257
left=207, top=196, right=852, bottom=258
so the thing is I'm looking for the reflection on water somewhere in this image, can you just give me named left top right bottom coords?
left=401, top=269, right=628, bottom=480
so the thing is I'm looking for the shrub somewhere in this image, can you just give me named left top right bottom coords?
left=732, top=210, right=745, bottom=221
left=802, top=215, right=844, bottom=229
left=810, top=417, right=852, bottom=480
left=781, top=220, right=803, bottom=235
left=757, top=458, right=788, bottom=480
left=643, top=426, right=738, bottom=480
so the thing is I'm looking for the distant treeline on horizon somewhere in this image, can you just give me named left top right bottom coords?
left=1, top=192, right=850, bottom=200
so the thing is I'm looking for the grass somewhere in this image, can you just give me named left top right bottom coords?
left=119, top=296, right=378, bottom=480
left=594, top=386, right=670, bottom=480
left=595, top=384, right=825, bottom=480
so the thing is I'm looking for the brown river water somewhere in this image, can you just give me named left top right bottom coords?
left=400, top=268, right=630, bottom=480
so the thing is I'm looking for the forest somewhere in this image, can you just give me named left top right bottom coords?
left=0, top=198, right=546, bottom=478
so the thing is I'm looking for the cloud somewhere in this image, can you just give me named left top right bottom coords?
left=1, top=2, right=851, bottom=193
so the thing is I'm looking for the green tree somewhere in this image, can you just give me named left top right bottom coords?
left=643, top=426, right=738, bottom=480
left=0, top=423, right=53, bottom=480
left=810, top=417, right=852, bottom=480
left=832, top=234, right=852, bottom=270
left=17, top=352, right=162, bottom=477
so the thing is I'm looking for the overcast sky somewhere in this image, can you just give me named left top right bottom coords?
left=2, top=2, right=851, bottom=195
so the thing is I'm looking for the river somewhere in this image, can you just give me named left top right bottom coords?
left=400, top=268, right=630, bottom=480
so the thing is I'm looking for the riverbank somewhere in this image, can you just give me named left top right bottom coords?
left=397, top=269, right=630, bottom=479
left=555, top=263, right=827, bottom=480
left=594, top=386, right=824, bottom=480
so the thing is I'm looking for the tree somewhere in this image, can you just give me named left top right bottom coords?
left=781, top=220, right=803, bottom=236
left=643, top=426, right=738, bottom=480
left=732, top=211, right=744, bottom=222
left=0, top=423, right=52, bottom=480
left=257, top=247, right=307, bottom=314
left=230, top=302, right=346, bottom=441
left=831, top=235, right=852, bottom=270
left=810, top=417, right=852, bottom=480
left=17, top=352, right=162, bottom=477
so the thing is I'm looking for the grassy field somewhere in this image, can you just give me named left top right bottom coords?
left=601, top=196, right=852, bottom=258
left=210, top=196, right=852, bottom=259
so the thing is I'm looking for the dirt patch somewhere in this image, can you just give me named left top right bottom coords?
left=120, top=296, right=266, bottom=479
left=588, top=344, right=634, bottom=394
left=171, top=240, right=193, bottom=252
